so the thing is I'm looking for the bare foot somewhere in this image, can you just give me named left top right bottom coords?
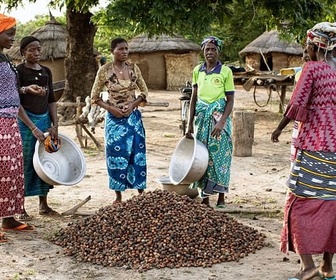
left=201, top=197, right=210, bottom=207
left=16, top=212, right=32, bottom=221
left=39, top=207, right=60, bottom=216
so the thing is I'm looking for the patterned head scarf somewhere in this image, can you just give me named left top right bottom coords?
left=201, top=36, right=223, bottom=52
left=306, top=22, right=336, bottom=51
left=0, top=14, right=16, bottom=33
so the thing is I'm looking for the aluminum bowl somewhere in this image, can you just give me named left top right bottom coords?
left=33, top=133, right=86, bottom=186
left=159, top=176, right=199, bottom=199
left=169, top=136, right=209, bottom=185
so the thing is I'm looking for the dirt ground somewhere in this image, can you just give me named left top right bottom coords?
left=0, top=87, right=323, bottom=280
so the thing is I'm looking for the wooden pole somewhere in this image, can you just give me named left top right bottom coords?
left=279, top=85, right=286, bottom=114
left=233, top=110, right=255, bottom=157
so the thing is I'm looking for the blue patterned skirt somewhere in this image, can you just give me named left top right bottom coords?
left=104, top=109, right=146, bottom=191
left=18, top=111, right=53, bottom=196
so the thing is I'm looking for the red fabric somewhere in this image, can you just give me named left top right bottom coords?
left=0, top=117, right=24, bottom=218
left=285, top=60, right=336, bottom=152
left=0, top=14, right=16, bottom=33
left=280, top=192, right=336, bottom=254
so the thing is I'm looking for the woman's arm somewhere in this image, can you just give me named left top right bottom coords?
left=211, top=94, right=234, bottom=138
left=18, top=106, right=45, bottom=142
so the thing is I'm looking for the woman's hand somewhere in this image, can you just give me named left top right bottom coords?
left=121, top=103, right=135, bottom=116
left=107, top=106, right=125, bottom=118
left=185, top=126, right=194, bottom=139
left=48, top=126, right=58, bottom=139
left=32, top=127, right=46, bottom=142
left=211, top=121, right=224, bottom=139
left=271, top=128, right=282, bottom=143
left=26, top=85, right=46, bottom=96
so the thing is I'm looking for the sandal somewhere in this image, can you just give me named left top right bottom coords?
left=2, top=224, right=35, bottom=232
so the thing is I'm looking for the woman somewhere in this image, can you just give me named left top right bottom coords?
left=0, top=14, right=34, bottom=241
left=186, top=36, right=235, bottom=208
left=271, top=45, right=317, bottom=169
left=278, top=22, right=336, bottom=280
left=17, top=36, right=59, bottom=220
left=90, top=37, right=148, bottom=204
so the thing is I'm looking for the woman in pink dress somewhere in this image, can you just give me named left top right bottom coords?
left=0, top=14, right=34, bottom=242
left=277, top=22, right=336, bottom=280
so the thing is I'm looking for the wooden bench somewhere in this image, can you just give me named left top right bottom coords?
left=53, top=80, right=65, bottom=101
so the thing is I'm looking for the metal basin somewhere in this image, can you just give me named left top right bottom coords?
left=158, top=176, right=199, bottom=199
left=169, top=136, right=209, bottom=185
left=33, top=133, right=86, bottom=186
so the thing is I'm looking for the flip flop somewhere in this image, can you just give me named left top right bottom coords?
left=2, top=224, right=35, bottom=232
left=319, top=272, right=336, bottom=280
left=216, top=204, right=226, bottom=209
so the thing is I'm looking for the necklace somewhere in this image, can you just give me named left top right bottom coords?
left=113, top=64, right=126, bottom=74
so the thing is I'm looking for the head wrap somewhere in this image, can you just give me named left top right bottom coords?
left=201, top=36, right=223, bottom=52
left=20, top=36, right=40, bottom=55
left=306, top=22, right=336, bottom=51
left=0, top=14, right=16, bottom=33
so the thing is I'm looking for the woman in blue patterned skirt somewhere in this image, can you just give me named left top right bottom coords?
left=90, top=37, right=148, bottom=204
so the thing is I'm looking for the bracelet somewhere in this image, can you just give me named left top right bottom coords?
left=31, top=127, right=38, bottom=133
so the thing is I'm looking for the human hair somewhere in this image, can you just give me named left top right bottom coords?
left=20, top=36, right=40, bottom=55
left=110, top=37, right=128, bottom=52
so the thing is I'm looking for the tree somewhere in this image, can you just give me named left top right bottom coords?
left=2, top=0, right=336, bottom=107
left=3, top=0, right=99, bottom=104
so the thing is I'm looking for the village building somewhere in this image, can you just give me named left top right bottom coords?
left=239, top=30, right=303, bottom=72
left=128, top=34, right=200, bottom=90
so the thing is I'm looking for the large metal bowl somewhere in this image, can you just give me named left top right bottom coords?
left=158, top=176, right=199, bottom=199
left=33, top=133, right=86, bottom=186
left=169, top=136, right=209, bottom=185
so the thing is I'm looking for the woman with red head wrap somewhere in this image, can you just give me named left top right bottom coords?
left=0, top=14, right=35, bottom=242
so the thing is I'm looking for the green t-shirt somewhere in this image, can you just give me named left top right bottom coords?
left=192, top=62, right=235, bottom=103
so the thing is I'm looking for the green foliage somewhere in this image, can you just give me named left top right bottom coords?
left=3, top=0, right=336, bottom=64
left=92, top=0, right=336, bottom=62
left=93, top=0, right=233, bottom=38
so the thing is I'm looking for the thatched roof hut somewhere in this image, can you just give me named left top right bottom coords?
left=239, top=30, right=303, bottom=72
left=128, top=34, right=201, bottom=90
left=6, top=15, right=67, bottom=82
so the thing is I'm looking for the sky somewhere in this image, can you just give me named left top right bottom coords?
left=0, top=0, right=107, bottom=23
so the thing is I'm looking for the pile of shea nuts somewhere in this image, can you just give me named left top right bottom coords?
left=52, top=190, right=266, bottom=271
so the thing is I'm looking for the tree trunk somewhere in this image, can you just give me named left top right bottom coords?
left=63, top=9, right=98, bottom=104
left=233, top=110, right=255, bottom=157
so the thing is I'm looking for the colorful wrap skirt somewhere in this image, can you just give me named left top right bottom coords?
left=18, top=111, right=53, bottom=196
left=104, top=109, right=146, bottom=191
left=191, top=98, right=233, bottom=198
left=0, top=117, right=24, bottom=218
left=281, top=150, right=336, bottom=254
